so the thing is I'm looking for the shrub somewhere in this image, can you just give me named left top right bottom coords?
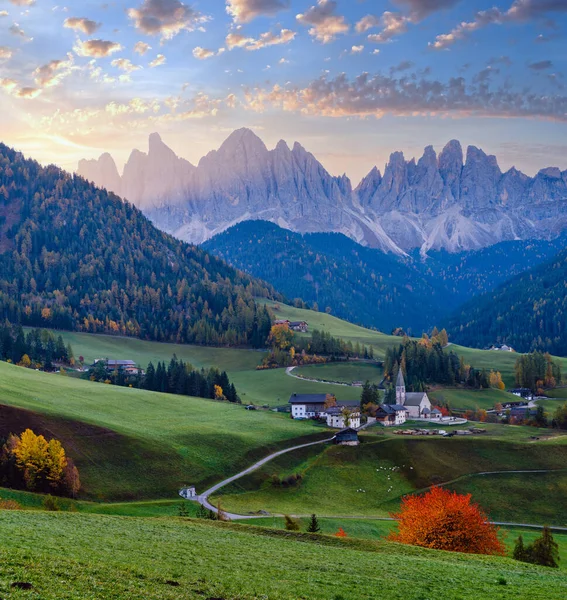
left=284, top=515, right=300, bottom=531
left=0, top=498, right=21, bottom=510
left=388, top=487, right=505, bottom=555
left=42, top=495, right=61, bottom=511
left=335, top=527, right=347, bottom=538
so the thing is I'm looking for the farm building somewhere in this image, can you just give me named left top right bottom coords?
left=288, top=393, right=359, bottom=424
left=334, top=428, right=359, bottom=446
left=375, top=404, right=408, bottom=426
left=289, top=321, right=308, bottom=333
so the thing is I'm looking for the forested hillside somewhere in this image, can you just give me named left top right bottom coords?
left=204, top=221, right=565, bottom=335
left=204, top=220, right=443, bottom=333
left=448, top=250, right=567, bottom=354
left=0, top=144, right=277, bottom=346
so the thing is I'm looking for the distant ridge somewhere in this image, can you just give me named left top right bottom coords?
left=78, top=129, right=567, bottom=255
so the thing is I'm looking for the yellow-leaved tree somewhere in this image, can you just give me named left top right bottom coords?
left=7, top=429, right=74, bottom=494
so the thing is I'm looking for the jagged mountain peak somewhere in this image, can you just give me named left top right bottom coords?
left=219, top=127, right=267, bottom=154
left=77, top=131, right=567, bottom=255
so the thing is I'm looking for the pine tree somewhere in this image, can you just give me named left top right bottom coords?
left=513, top=535, right=527, bottom=562
left=531, top=526, right=560, bottom=568
left=306, top=513, right=321, bottom=533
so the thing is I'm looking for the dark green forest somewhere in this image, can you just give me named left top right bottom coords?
left=204, top=220, right=565, bottom=336
left=0, top=144, right=277, bottom=347
left=448, top=250, right=567, bottom=354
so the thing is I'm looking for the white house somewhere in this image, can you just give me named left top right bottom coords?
left=395, top=370, right=433, bottom=419
left=288, top=394, right=360, bottom=427
left=325, top=406, right=361, bottom=429
left=179, top=486, right=196, bottom=499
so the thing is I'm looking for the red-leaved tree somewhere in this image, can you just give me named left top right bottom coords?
left=335, top=527, right=347, bottom=538
left=388, top=487, right=505, bottom=555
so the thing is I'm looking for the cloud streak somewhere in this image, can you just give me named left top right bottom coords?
left=63, top=17, right=101, bottom=35
left=74, top=39, right=123, bottom=58
left=430, top=0, right=567, bottom=50
left=296, top=0, right=349, bottom=43
left=243, top=70, right=567, bottom=122
left=128, top=0, right=205, bottom=40
left=226, top=0, right=289, bottom=23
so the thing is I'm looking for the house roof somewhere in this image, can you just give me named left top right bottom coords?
left=96, top=359, right=136, bottom=366
left=404, top=392, right=428, bottom=406
left=289, top=321, right=307, bottom=327
left=326, top=405, right=361, bottom=415
left=335, top=428, right=359, bottom=441
left=288, top=394, right=327, bottom=404
left=377, top=403, right=407, bottom=415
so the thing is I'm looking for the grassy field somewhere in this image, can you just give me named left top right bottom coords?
left=1, top=510, right=566, bottom=599
left=294, top=361, right=384, bottom=385
left=24, top=328, right=263, bottom=372
left=0, top=360, right=324, bottom=500
left=429, top=387, right=513, bottom=411
left=213, top=434, right=567, bottom=524
left=447, top=471, right=567, bottom=525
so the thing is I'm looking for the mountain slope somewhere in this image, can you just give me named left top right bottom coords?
left=0, top=143, right=276, bottom=346
left=78, top=129, right=567, bottom=254
left=204, top=220, right=567, bottom=335
left=204, top=220, right=442, bottom=333
left=448, top=249, right=567, bottom=354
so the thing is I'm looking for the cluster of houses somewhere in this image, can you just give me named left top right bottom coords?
left=288, top=371, right=442, bottom=431
left=274, top=319, right=309, bottom=333
left=488, top=344, right=514, bottom=352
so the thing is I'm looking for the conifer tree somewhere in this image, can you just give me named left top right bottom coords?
left=307, top=514, right=321, bottom=533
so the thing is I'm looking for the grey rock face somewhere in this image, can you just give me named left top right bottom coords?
left=77, top=129, right=567, bottom=255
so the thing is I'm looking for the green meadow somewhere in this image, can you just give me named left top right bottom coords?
left=1, top=510, right=567, bottom=600
left=213, top=434, right=567, bottom=525
left=0, top=360, right=324, bottom=500
left=294, top=361, right=384, bottom=385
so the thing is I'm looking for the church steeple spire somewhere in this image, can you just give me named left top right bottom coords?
left=396, top=368, right=406, bottom=405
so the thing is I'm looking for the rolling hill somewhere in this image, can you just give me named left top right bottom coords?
left=0, top=143, right=276, bottom=347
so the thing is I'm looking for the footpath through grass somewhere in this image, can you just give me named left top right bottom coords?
left=213, top=433, right=567, bottom=524
left=1, top=510, right=566, bottom=599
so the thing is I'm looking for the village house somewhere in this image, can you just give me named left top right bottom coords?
left=288, top=393, right=359, bottom=428
left=334, top=428, right=359, bottom=446
left=325, top=406, right=361, bottom=429
left=274, top=319, right=308, bottom=332
left=395, top=370, right=435, bottom=419
left=179, top=486, right=197, bottom=499
left=375, top=403, right=408, bottom=426
left=92, top=359, right=143, bottom=376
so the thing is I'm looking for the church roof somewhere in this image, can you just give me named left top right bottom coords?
left=404, top=392, right=428, bottom=406
left=396, top=369, right=405, bottom=387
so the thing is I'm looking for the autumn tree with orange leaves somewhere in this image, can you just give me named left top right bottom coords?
left=388, top=487, right=505, bottom=555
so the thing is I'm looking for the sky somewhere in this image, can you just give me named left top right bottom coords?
left=0, top=0, right=566, bottom=184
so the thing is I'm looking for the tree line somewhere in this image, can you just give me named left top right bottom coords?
left=258, top=323, right=375, bottom=369
left=89, top=355, right=240, bottom=404
left=514, top=351, right=562, bottom=393
left=0, top=323, right=73, bottom=370
left=383, top=336, right=502, bottom=392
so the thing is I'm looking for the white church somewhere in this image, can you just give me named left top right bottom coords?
left=395, top=370, right=441, bottom=419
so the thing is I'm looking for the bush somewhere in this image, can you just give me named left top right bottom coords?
left=284, top=515, right=300, bottom=531
left=388, top=487, right=505, bottom=555
left=42, top=495, right=61, bottom=511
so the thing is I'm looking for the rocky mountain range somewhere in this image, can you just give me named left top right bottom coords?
left=77, top=129, right=567, bottom=255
